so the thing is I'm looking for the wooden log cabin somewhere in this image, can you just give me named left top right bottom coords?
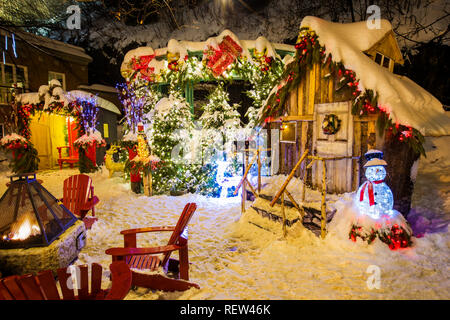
left=263, top=17, right=448, bottom=216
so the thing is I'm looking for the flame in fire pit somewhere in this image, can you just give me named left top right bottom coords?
left=9, top=212, right=41, bottom=241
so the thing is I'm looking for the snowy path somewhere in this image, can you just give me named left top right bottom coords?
left=0, top=137, right=448, bottom=300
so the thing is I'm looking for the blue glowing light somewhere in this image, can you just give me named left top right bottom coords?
left=216, top=160, right=242, bottom=198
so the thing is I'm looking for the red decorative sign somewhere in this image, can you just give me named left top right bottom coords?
left=130, top=54, right=156, bottom=81
left=206, top=35, right=242, bottom=76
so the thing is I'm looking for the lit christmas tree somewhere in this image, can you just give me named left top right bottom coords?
left=199, top=82, right=240, bottom=132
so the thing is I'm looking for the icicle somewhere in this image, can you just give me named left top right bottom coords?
left=12, top=33, right=17, bottom=58
left=2, top=51, right=5, bottom=64
left=5, top=35, right=7, bottom=50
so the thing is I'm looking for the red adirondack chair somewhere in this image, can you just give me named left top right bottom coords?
left=105, top=203, right=199, bottom=292
left=57, top=146, right=79, bottom=170
left=0, top=261, right=132, bottom=300
left=62, top=174, right=100, bottom=229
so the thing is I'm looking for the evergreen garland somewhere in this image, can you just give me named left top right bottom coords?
left=349, top=223, right=413, bottom=249
left=78, top=147, right=99, bottom=173
left=260, top=26, right=426, bottom=157
left=0, top=138, right=40, bottom=174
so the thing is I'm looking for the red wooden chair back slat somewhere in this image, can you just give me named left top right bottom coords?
left=90, top=263, right=103, bottom=297
left=2, top=276, right=27, bottom=300
left=77, top=265, right=89, bottom=300
left=17, top=274, right=45, bottom=299
left=161, top=203, right=197, bottom=267
left=63, top=174, right=92, bottom=217
left=57, top=267, right=75, bottom=300
left=0, top=279, right=14, bottom=300
left=36, top=270, right=61, bottom=300
left=0, top=262, right=131, bottom=300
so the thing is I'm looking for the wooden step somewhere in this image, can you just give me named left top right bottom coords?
left=249, top=195, right=336, bottom=237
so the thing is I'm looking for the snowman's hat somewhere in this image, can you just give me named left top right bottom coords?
left=364, top=158, right=387, bottom=167
left=364, top=149, right=383, bottom=161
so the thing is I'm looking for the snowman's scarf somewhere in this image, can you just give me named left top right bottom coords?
left=359, top=180, right=383, bottom=206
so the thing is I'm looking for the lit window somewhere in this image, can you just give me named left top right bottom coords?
left=0, top=63, right=28, bottom=104
left=103, top=123, right=109, bottom=138
left=48, top=71, right=66, bottom=90
left=16, top=66, right=27, bottom=88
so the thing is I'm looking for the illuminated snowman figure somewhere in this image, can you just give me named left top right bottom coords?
left=356, top=150, right=395, bottom=219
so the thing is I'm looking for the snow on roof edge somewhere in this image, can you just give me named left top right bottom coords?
left=263, top=16, right=449, bottom=137
left=15, top=90, right=121, bottom=116
left=120, top=30, right=295, bottom=73
left=68, top=90, right=121, bottom=115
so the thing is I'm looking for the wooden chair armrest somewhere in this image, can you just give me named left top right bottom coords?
left=81, top=196, right=99, bottom=211
left=120, top=226, right=176, bottom=235
left=105, top=244, right=182, bottom=257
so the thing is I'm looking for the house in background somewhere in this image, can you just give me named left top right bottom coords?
left=0, top=29, right=122, bottom=169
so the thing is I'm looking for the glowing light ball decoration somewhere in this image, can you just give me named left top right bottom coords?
left=356, top=150, right=395, bottom=219
left=349, top=150, right=413, bottom=250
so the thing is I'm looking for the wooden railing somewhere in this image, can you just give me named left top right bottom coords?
left=233, top=144, right=358, bottom=239
left=269, top=149, right=309, bottom=237
left=271, top=153, right=359, bottom=239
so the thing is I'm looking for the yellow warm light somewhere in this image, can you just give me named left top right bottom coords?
left=10, top=212, right=41, bottom=241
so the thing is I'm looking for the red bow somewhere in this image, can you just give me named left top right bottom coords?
left=131, top=54, right=155, bottom=71
left=360, top=180, right=383, bottom=206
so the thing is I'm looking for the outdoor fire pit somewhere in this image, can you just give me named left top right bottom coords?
left=0, top=173, right=86, bottom=276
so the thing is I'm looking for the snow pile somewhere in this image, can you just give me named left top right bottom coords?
left=299, top=16, right=450, bottom=136
left=254, top=36, right=278, bottom=58
left=0, top=133, right=28, bottom=145
left=67, top=90, right=121, bottom=115
left=408, top=136, right=450, bottom=236
left=153, top=96, right=178, bottom=117
left=328, top=198, right=412, bottom=241
left=0, top=136, right=446, bottom=299
left=130, top=154, right=161, bottom=166
left=15, top=92, right=40, bottom=105
left=122, top=131, right=138, bottom=142
left=15, top=88, right=121, bottom=115
left=74, top=129, right=106, bottom=147
left=256, top=174, right=353, bottom=212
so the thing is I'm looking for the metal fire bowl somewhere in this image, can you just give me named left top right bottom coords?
left=0, top=220, right=86, bottom=276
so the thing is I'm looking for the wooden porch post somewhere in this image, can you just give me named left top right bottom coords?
left=321, top=159, right=327, bottom=239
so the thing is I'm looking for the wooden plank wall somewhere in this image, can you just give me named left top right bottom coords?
left=276, top=62, right=379, bottom=193
left=278, top=62, right=336, bottom=183
left=352, top=115, right=378, bottom=189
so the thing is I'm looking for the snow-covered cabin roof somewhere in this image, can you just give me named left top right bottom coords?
left=120, top=29, right=295, bottom=77
left=16, top=89, right=121, bottom=115
left=273, top=17, right=450, bottom=136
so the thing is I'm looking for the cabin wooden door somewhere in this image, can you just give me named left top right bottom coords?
left=30, top=121, right=52, bottom=169
left=312, top=101, right=353, bottom=193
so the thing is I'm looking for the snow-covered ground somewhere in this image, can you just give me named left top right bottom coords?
left=0, top=136, right=448, bottom=299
